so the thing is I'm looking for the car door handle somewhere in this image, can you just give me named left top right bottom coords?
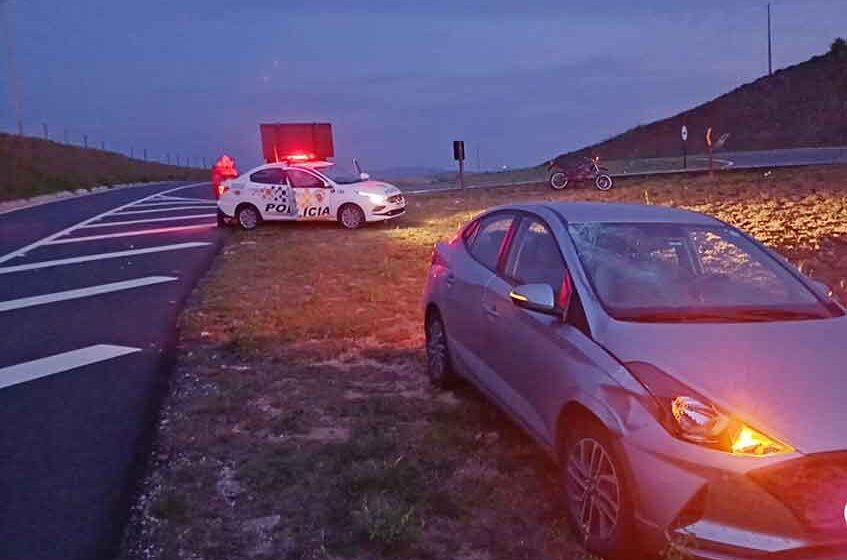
left=483, top=304, right=499, bottom=318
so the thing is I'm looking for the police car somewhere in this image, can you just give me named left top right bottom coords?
left=217, top=159, right=406, bottom=230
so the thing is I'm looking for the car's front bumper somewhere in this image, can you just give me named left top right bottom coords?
left=620, top=423, right=847, bottom=559
left=369, top=204, right=406, bottom=221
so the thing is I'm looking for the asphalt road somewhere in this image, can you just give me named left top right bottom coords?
left=0, top=182, right=220, bottom=560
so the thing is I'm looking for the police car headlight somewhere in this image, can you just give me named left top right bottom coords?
left=358, top=191, right=386, bottom=204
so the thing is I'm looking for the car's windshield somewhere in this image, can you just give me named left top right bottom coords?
left=568, top=222, right=839, bottom=322
left=317, top=165, right=363, bottom=184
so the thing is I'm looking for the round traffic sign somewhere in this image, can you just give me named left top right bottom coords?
left=681, top=125, right=688, bottom=142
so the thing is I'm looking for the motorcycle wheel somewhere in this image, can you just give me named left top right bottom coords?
left=550, top=172, right=570, bottom=190
left=595, top=174, right=613, bottom=191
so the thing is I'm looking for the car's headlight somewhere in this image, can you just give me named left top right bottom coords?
left=357, top=191, right=386, bottom=204
left=628, top=362, right=793, bottom=457
left=670, top=396, right=792, bottom=456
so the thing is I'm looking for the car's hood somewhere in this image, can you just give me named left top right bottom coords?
left=599, top=315, right=847, bottom=454
left=353, top=181, right=401, bottom=196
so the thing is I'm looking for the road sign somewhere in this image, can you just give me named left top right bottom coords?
left=453, top=140, right=465, bottom=189
left=453, top=140, right=465, bottom=161
left=681, top=125, right=688, bottom=142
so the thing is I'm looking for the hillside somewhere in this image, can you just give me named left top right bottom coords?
left=556, top=40, right=847, bottom=163
left=0, top=133, right=207, bottom=202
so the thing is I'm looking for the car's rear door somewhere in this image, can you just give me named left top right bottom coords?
left=248, top=167, right=295, bottom=220
left=443, top=212, right=515, bottom=382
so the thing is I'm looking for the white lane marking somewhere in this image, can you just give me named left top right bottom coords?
left=154, top=194, right=215, bottom=202
left=0, top=344, right=141, bottom=390
left=0, top=242, right=210, bottom=275
left=0, top=275, right=178, bottom=313
left=45, top=223, right=217, bottom=245
left=111, top=205, right=216, bottom=216
left=79, top=214, right=217, bottom=228
left=129, top=200, right=217, bottom=208
left=0, top=182, right=211, bottom=265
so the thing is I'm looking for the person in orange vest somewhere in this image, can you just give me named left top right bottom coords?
left=212, top=154, right=238, bottom=199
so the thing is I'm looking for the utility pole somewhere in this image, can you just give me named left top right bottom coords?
left=42, top=122, right=48, bottom=140
left=143, top=148, right=147, bottom=161
left=1, top=0, right=23, bottom=136
left=83, top=134, right=88, bottom=148
left=767, top=3, right=773, bottom=75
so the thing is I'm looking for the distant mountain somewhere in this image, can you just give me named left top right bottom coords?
left=0, top=133, right=206, bottom=201
left=555, top=39, right=847, bottom=163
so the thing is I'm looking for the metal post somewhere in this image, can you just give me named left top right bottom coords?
left=767, top=3, right=773, bottom=75
left=83, top=134, right=88, bottom=148
left=167, top=153, right=171, bottom=165
left=458, top=159, right=465, bottom=189
left=143, top=148, right=147, bottom=161
left=42, top=122, right=48, bottom=140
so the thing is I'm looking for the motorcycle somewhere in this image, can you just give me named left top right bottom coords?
left=548, top=156, right=613, bottom=191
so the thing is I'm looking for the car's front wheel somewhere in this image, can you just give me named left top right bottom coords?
left=338, top=203, right=366, bottom=230
left=236, top=204, right=261, bottom=230
left=562, top=418, right=635, bottom=560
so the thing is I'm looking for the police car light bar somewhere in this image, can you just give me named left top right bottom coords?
left=285, top=153, right=315, bottom=162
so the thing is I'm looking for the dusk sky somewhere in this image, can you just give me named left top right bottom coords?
left=1, top=1, right=845, bottom=172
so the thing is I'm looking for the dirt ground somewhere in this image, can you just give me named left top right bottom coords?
left=120, top=167, right=847, bottom=560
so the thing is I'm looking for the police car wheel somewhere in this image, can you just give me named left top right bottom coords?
left=237, top=205, right=261, bottom=230
left=338, top=204, right=365, bottom=230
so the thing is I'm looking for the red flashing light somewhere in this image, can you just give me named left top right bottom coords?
left=217, top=184, right=229, bottom=198
left=285, top=153, right=315, bottom=162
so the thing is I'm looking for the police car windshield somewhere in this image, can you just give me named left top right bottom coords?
left=318, top=165, right=364, bottom=184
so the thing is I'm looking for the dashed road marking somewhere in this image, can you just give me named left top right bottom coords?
left=80, top=214, right=217, bottom=228
left=112, top=206, right=218, bottom=216
left=0, top=242, right=210, bottom=275
left=0, top=276, right=178, bottom=313
left=0, top=344, right=141, bottom=390
left=46, top=223, right=217, bottom=245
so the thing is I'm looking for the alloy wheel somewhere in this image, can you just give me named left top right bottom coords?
left=566, top=437, right=621, bottom=542
left=426, top=316, right=448, bottom=383
left=238, top=207, right=259, bottom=230
left=340, top=205, right=364, bottom=229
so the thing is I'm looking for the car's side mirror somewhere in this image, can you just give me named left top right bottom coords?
left=359, top=172, right=371, bottom=181
left=509, top=271, right=574, bottom=321
left=510, top=284, right=556, bottom=315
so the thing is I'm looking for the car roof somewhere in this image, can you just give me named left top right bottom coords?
left=502, top=201, right=721, bottom=225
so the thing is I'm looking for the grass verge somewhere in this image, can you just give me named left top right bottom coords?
left=121, top=166, right=847, bottom=560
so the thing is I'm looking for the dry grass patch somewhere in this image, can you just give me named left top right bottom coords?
left=123, top=167, right=847, bottom=560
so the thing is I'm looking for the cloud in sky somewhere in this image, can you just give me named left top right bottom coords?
left=1, top=0, right=844, bottom=170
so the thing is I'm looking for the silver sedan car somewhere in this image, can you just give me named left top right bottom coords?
left=422, top=201, right=847, bottom=559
